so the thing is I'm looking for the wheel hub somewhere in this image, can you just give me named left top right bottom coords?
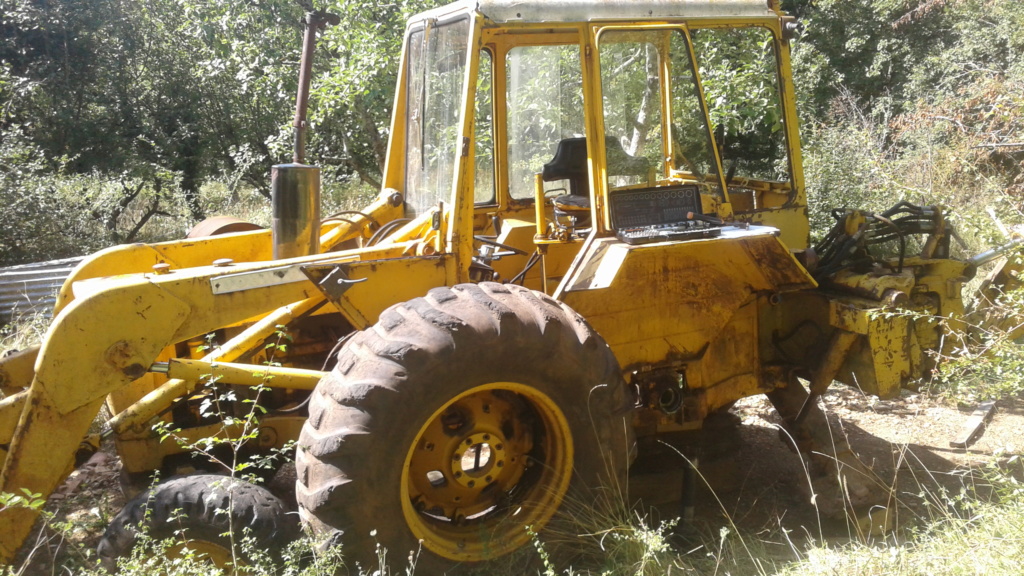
left=450, top=432, right=507, bottom=490
left=401, top=383, right=573, bottom=560
left=409, top=390, right=532, bottom=520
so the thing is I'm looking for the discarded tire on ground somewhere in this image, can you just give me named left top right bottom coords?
left=97, top=474, right=298, bottom=570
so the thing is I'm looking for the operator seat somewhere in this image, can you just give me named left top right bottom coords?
left=542, top=137, right=651, bottom=223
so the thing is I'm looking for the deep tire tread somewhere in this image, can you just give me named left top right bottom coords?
left=295, top=282, right=633, bottom=567
left=97, top=474, right=297, bottom=569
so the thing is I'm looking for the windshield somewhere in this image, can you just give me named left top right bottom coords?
left=404, top=17, right=471, bottom=218
left=598, top=29, right=722, bottom=196
left=691, top=26, right=790, bottom=183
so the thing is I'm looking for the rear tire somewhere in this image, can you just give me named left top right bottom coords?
left=296, top=282, right=633, bottom=569
left=97, top=474, right=298, bottom=570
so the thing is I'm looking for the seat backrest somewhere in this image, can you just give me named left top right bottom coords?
left=542, top=137, right=651, bottom=197
left=542, top=137, right=588, bottom=196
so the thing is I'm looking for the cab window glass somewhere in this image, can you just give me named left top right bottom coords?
left=474, top=50, right=496, bottom=204
left=599, top=30, right=719, bottom=196
left=691, top=27, right=790, bottom=182
left=667, top=30, right=718, bottom=187
left=598, top=32, right=661, bottom=188
left=505, top=44, right=585, bottom=200
left=404, top=18, right=470, bottom=217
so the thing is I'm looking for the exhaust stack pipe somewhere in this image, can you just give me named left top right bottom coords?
left=272, top=164, right=321, bottom=259
left=271, top=9, right=339, bottom=260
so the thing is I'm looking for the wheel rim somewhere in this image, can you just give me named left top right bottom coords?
left=165, top=539, right=235, bottom=568
left=401, top=382, right=573, bottom=561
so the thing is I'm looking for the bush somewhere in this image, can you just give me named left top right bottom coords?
left=0, top=127, right=196, bottom=266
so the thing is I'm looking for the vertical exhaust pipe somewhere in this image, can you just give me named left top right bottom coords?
left=272, top=164, right=321, bottom=259
left=272, top=9, right=339, bottom=260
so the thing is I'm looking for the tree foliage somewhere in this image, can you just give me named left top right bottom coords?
left=790, top=0, right=1023, bottom=247
left=0, top=0, right=307, bottom=263
left=311, top=0, right=441, bottom=190
left=0, top=0, right=1021, bottom=265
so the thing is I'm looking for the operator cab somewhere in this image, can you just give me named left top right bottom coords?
left=387, top=0, right=808, bottom=290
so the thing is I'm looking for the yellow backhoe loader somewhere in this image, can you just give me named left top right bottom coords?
left=2, top=0, right=1018, bottom=570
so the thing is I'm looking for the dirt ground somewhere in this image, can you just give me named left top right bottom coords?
left=22, top=385, right=1024, bottom=571
left=629, top=387, right=1024, bottom=547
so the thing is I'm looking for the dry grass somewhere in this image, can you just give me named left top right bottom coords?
left=0, top=311, right=47, bottom=354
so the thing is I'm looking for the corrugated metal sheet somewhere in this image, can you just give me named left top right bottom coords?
left=0, top=257, right=83, bottom=323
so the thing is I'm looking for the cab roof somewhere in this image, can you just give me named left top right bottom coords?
left=413, top=0, right=780, bottom=25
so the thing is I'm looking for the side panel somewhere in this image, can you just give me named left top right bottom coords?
left=557, top=226, right=814, bottom=377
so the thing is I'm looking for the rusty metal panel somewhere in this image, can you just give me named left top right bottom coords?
left=0, top=257, right=83, bottom=323
left=558, top=226, right=815, bottom=372
left=830, top=297, right=913, bottom=398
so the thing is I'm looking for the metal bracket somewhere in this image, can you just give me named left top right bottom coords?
left=311, top=265, right=368, bottom=302
left=793, top=329, right=859, bottom=427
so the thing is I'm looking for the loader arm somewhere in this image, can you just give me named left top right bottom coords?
left=52, top=195, right=402, bottom=315
left=0, top=232, right=451, bottom=562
